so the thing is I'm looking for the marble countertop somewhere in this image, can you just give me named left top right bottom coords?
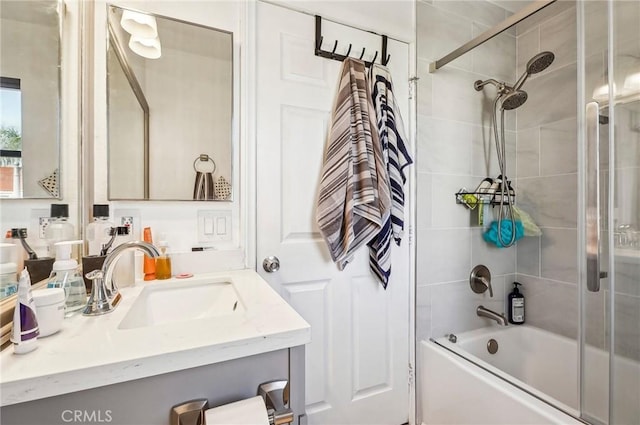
left=0, top=269, right=310, bottom=406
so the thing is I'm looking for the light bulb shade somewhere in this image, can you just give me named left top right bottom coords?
left=128, top=35, right=162, bottom=59
left=120, top=10, right=158, bottom=38
left=623, top=71, right=640, bottom=93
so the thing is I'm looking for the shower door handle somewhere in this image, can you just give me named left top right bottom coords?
left=586, top=102, right=600, bottom=292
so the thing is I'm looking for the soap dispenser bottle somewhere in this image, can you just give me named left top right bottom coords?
left=86, top=204, right=114, bottom=255
left=155, top=240, right=172, bottom=280
left=45, top=204, right=75, bottom=257
left=508, top=282, right=525, bottom=325
left=47, top=240, right=87, bottom=316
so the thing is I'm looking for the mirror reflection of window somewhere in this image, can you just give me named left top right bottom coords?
left=0, top=77, right=22, bottom=198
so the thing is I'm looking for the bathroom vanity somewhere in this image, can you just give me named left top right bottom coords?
left=0, top=270, right=310, bottom=425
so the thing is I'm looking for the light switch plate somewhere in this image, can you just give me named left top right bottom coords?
left=197, top=210, right=232, bottom=242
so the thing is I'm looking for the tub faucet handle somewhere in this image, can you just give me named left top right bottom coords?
left=470, top=265, right=493, bottom=297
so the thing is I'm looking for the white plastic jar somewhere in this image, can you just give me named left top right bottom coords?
left=33, top=288, right=66, bottom=337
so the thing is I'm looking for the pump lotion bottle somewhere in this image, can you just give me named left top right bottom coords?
left=508, top=282, right=525, bottom=325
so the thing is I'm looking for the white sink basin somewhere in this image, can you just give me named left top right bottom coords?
left=118, top=279, right=245, bottom=329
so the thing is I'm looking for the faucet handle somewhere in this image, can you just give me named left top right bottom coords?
left=470, top=265, right=493, bottom=297
left=83, top=269, right=118, bottom=316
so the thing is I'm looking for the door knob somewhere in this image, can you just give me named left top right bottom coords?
left=263, top=256, right=280, bottom=273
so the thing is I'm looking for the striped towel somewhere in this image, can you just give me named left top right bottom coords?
left=367, top=64, right=413, bottom=288
left=316, top=58, right=391, bottom=270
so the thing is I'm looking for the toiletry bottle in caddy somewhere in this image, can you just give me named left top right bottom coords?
left=47, top=240, right=87, bottom=316
left=0, top=243, right=18, bottom=298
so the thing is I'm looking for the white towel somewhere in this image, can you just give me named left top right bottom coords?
left=316, top=58, right=391, bottom=270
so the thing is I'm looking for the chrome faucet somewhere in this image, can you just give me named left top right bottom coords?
left=476, top=305, right=508, bottom=326
left=83, top=241, right=160, bottom=316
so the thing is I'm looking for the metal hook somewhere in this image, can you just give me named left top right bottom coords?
left=316, top=35, right=324, bottom=50
left=345, top=43, right=352, bottom=57
left=383, top=53, right=391, bottom=66
left=359, top=47, right=366, bottom=60
left=330, top=40, right=338, bottom=58
left=371, top=50, right=378, bottom=65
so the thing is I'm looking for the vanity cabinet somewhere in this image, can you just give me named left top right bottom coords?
left=1, top=346, right=305, bottom=425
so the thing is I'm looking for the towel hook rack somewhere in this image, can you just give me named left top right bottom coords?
left=314, top=15, right=390, bottom=68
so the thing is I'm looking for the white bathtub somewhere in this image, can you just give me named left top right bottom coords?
left=421, top=325, right=640, bottom=424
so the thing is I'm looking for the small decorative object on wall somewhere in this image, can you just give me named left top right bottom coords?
left=214, top=176, right=231, bottom=200
left=38, top=169, right=59, bottom=198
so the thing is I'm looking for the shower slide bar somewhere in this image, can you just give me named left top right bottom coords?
left=428, top=0, right=557, bottom=73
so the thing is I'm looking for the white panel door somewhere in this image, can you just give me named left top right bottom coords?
left=255, top=3, right=411, bottom=425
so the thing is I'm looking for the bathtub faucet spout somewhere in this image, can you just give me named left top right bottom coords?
left=477, top=305, right=508, bottom=326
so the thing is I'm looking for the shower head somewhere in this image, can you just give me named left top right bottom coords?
left=527, top=51, right=555, bottom=74
left=513, top=51, right=555, bottom=91
left=500, top=90, right=528, bottom=110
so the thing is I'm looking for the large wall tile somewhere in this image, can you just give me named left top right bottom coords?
left=608, top=292, right=640, bottom=362
left=541, top=227, right=578, bottom=284
left=418, top=228, right=472, bottom=284
left=431, top=174, right=478, bottom=228
left=515, top=274, right=578, bottom=340
left=430, top=277, right=506, bottom=337
left=516, top=126, right=539, bottom=178
left=432, top=66, right=502, bottom=126
left=417, top=1, right=473, bottom=70
left=516, top=235, right=540, bottom=276
left=540, top=118, right=577, bottom=175
left=517, top=63, right=577, bottom=130
left=433, top=0, right=507, bottom=28
left=420, top=117, right=472, bottom=174
left=539, top=7, right=577, bottom=70
left=517, top=174, right=578, bottom=228
left=614, top=257, right=640, bottom=298
left=471, top=228, right=517, bottom=275
left=417, top=59, right=433, bottom=117
left=416, top=172, right=433, bottom=230
left=472, top=22, right=516, bottom=83
left=416, top=284, right=433, bottom=341
left=515, top=0, right=575, bottom=36
left=516, top=27, right=539, bottom=77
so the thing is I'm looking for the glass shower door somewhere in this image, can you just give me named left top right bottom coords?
left=581, top=1, right=640, bottom=424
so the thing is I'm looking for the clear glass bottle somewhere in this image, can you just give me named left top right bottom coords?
left=46, top=240, right=86, bottom=316
left=155, top=240, right=172, bottom=280
left=86, top=204, right=114, bottom=255
left=45, top=204, right=75, bottom=257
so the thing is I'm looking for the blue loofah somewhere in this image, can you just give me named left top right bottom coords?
left=483, top=220, right=525, bottom=247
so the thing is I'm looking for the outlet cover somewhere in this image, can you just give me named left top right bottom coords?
left=39, top=217, right=51, bottom=239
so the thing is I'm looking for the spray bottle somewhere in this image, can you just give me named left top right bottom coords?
left=11, top=269, right=39, bottom=354
left=47, top=240, right=87, bottom=316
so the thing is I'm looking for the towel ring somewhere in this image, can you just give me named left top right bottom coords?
left=193, top=154, right=216, bottom=174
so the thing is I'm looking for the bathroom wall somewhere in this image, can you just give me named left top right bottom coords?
left=416, top=0, right=517, bottom=343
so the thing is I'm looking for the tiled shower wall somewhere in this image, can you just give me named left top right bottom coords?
left=416, top=0, right=516, bottom=343
left=513, top=1, right=584, bottom=342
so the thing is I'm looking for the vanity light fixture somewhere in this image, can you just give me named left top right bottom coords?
left=120, top=10, right=158, bottom=39
left=128, top=35, right=162, bottom=59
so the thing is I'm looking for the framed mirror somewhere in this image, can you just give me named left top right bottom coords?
left=106, top=5, right=234, bottom=201
left=0, top=0, right=61, bottom=199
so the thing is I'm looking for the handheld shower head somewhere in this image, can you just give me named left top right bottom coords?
left=500, top=90, right=528, bottom=110
left=513, top=51, right=555, bottom=91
